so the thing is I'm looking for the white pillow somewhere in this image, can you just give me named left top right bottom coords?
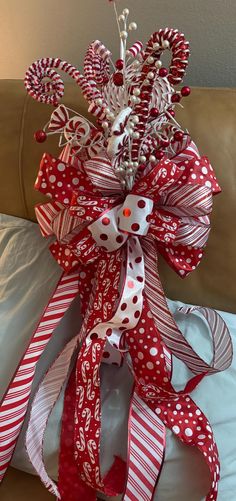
left=1, top=214, right=235, bottom=500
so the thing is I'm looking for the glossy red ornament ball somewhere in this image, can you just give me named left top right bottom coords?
left=159, top=67, right=168, bottom=78
left=174, top=130, right=184, bottom=142
left=171, top=93, right=181, bottom=103
left=34, top=130, right=47, bottom=143
left=115, top=59, right=124, bottom=70
left=150, top=107, right=159, bottom=118
left=181, top=86, right=191, bottom=97
left=113, top=72, right=124, bottom=86
left=155, top=150, right=165, bottom=160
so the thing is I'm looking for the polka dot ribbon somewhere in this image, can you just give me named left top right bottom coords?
left=15, top=142, right=232, bottom=501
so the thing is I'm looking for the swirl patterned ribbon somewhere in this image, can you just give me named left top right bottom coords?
left=11, top=140, right=230, bottom=501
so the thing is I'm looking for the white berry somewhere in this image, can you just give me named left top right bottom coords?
left=162, top=40, right=170, bottom=49
left=102, top=121, right=109, bottom=129
left=120, top=31, right=128, bottom=39
left=140, top=155, right=147, bottom=163
left=96, top=98, right=103, bottom=106
left=133, top=88, right=140, bottom=96
left=155, top=60, right=162, bottom=69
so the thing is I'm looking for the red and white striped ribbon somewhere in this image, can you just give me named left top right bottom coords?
left=142, top=237, right=232, bottom=375
left=124, top=392, right=165, bottom=501
left=0, top=271, right=80, bottom=481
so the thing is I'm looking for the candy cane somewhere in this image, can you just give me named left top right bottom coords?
left=102, top=278, right=111, bottom=296
left=76, top=385, right=85, bottom=409
left=126, top=40, right=143, bottom=58
left=87, top=378, right=95, bottom=401
left=108, top=253, right=117, bottom=273
left=84, top=40, right=111, bottom=86
left=92, top=343, right=101, bottom=363
left=131, top=29, right=190, bottom=162
left=100, top=259, right=107, bottom=279
left=94, top=397, right=100, bottom=421
left=88, top=101, right=106, bottom=120
left=76, top=427, right=86, bottom=452
left=103, top=301, right=112, bottom=320
left=87, top=439, right=97, bottom=464
left=82, top=407, right=92, bottom=431
left=145, top=28, right=190, bottom=85
left=95, top=466, right=103, bottom=488
left=24, top=57, right=102, bottom=106
left=94, top=292, right=103, bottom=310
left=81, top=360, right=90, bottom=383
left=83, top=461, right=92, bottom=482
left=93, top=365, right=100, bottom=387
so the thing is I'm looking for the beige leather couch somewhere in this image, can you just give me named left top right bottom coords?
left=0, top=80, right=235, bottom=500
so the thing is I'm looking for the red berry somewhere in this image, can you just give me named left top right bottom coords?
left=167, top=108, right=175, bottom=117
left=150, top=107, right=159, bottom=118
left=34, top=130, right=47, bottom=143
left=181, top=86, right=191, bottom=97
left=113, top=72, right=124, bottom=86
left=138, top=164, right=146, bottom=171
left=115, top=59, right=124, bottom=70
left=174, top=130, right=184, bottom=142
left=155, top=150, right=165, bottom=160
left=159, top=67, right=168, bottom=78
left=171, top=93, right=181, bottom=103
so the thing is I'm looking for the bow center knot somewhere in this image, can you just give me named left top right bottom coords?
left=88, top=194, right=153, bottom=253
left=118, top=194, right=153, bottom=237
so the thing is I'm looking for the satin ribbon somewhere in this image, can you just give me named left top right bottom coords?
left=22, top=142, right=232, bottom=501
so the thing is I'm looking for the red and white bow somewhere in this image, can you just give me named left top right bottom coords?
left=0, top=141, right=232, bottom=501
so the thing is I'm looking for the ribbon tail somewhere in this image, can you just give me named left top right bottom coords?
left=0, top=271, right=80, bottom=483
left=58, top=366, right=96, bottom=501
left=25, top=333, right=80, bottom=498
left=123, top=391, right=165, bottom=501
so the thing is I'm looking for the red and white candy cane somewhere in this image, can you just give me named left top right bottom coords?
left=131, top=29, right=190, bottom=162
left=126, top=40, right=143, bottom=58
left=84, top=40, right=111, bottom=86
left=24, top=57, right=101, bottom=106
left=145, top=27, right=190, bottom=85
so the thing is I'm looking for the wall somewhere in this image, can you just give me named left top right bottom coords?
left=0, top=0, right=235, bottom=87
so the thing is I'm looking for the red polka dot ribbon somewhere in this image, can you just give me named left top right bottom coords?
left=1, top=141, right=232, bottom=501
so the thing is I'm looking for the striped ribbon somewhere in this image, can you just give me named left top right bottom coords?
left=0, top=272, right=80, bottom=480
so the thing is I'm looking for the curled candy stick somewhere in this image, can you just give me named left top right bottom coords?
left=24, top=57, right=102, bottom=106
left=146, top=27, right=190, bottom=85
left=127, top=40, right=143, bottom=57
left=84, top=40, right=111, bottom=86
left=126, top=40, right=143, bottom=58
